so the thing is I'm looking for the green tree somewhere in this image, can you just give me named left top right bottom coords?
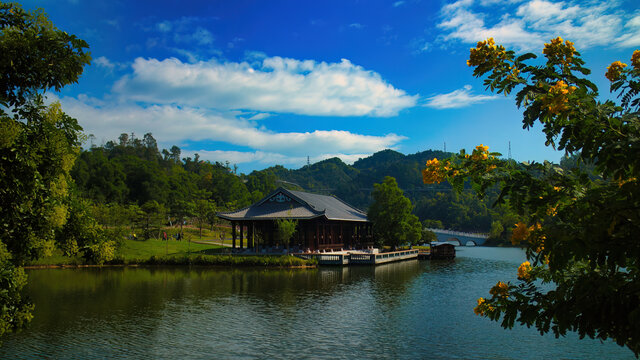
left=169, top=199, right=194, bottom=238
left=422, top=219, right=444, bottom=229
left=0, top=3, right=91, bottom=337
left=424, top=38, right=640, bottom=354
left=140, top=201, right=165, bottom=240
left=194, top=199, right=216, bottom=239
left=55, top=196, right=116, bottom=264
left=421, top=228, right=437, bottom=243
left=275, top=218, right=298, bottom=252
left=488, top=221, right=504, bottom=241
left=368, top=176, right=422, bottom=249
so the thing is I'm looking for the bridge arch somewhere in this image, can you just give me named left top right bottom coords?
left=447, top=237, right=462, bottom=246
left=430, top=229, right=488, bottom=246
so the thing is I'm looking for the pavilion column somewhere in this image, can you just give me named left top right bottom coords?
left=269, top=222, right=274, bottom=247
left=323, top=224, right=327, bottom=245
left=315, top=223, right=319, bottom=250
left=239, top=221, right=244, bottom=249
left=329, top=224, right=335, bottom=246
left=354, top=224, right=357, bottom=246
left=303, top=223, right=308, bottom=250
left=232, top=221, right=236, bottom=249
left=248, top=222, right=254, bottom=250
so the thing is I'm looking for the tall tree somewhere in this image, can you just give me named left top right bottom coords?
left=0, top=2, right=92, bottom=337
left=368, top=176, right=422, bottom=249
left=275, top=218, right=298, bottom=252
left=194, top=199, right=216, bottom=239
left=140, top=201, right=165, bottom=240
left=423, top=38, right=640, bottom=354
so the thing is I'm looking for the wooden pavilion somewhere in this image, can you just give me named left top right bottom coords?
left=217, top=187, right=373, bottom=252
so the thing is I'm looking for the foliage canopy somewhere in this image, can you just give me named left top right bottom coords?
left=0, top=2, right=104, bottom=338
left=368, top=176, right=421, bottom=248
left=424, top=37, right=640, bottom=355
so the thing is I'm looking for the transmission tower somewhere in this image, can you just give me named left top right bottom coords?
left=508, top=141, right=512, bottom=159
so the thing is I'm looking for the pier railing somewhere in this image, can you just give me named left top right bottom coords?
left=296, top=249, right=418, bottom=266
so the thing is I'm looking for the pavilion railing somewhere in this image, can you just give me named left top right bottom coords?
left=296, top=249, right=419, bottom=265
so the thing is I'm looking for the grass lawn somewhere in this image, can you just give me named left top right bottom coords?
left=25, top=226, right=314, bottom=267
left=118, top=238, right=225, bottom=261
left=27, top=238, right=226, bottom=266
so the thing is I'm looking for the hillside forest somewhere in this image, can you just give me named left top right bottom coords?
left=71, top=132, right=588, bottom=245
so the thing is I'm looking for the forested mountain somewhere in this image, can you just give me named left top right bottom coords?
left=258, top=148, right=510, bottom=234
left=71, top=133, right=528, bottom=242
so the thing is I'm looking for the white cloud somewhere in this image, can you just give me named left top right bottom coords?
left=393, top=1, right=406, bottom=7
left=112, top=56, right=417, bottom=117
left=349, top=23, right=365, bottom=29
left=479, top=0, right=524, bottom=6
left=58, top=49, right=416, bottom=169
left=156, top=21, right=172, bottom=33
left=438, top=0, right=637, bottom=51
left=424, top=85, right=499, bottom=109
left=93, top=56, right=127, bottom=72
left=246, top=113, right=271, bottom=121
left=185, top=150, right=369, bottom=167
left=54, top=95, right=406, bottom=158
left=618, top=12, right=640, bottom=47
left=173, top=27, right=214, bottom=45
left=94, top=56, right=115, bottom=70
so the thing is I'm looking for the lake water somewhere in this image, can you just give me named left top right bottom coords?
left=1, top=247, right=634, bottom=359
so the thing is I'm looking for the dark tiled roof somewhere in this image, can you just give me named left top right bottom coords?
left=217, top=187, right=368, bottom=222
left=287, top=189, right=368, bottom=221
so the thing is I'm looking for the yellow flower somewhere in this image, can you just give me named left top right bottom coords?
left=517, top=261, right=533, bottom=280
left=468, top=38, right=507, bottom=68
left=474, top=297, right=486, bottom=315
left=471, top=144, right=490, bottom=161
left=543, top=37, right=576, bottom=67
left=605, top=61, right=627, bottom=82
left=533, top=235, right=545, bottom=253
left=511, top=222, right=530, bottom=245
left=422, top=158, right=446, bottom=184
left=632, top=50, right=640, bottom=70
left=618, top=177, right=637, bottom=187
left=542, top=80, right=577, bottom=114
left=565, top=40, right=576, bottom=54
left=489, top=281, right=509, bottom=298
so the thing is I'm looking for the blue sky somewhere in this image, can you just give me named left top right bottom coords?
left=22, top=0, right=640, bottom=173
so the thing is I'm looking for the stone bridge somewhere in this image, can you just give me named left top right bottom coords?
left=428, top=229, right=488, bottom=246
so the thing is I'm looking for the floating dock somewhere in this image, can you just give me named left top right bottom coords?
left=295, top=249, right=419, bottom=266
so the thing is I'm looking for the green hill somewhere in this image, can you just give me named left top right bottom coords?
left=71, top=135, right=518, bottom=238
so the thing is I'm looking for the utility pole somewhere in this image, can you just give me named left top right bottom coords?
left=444, top=141, right=447, bottom=153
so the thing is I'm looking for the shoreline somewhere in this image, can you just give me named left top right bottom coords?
left=24, top=263, right=317, bottom=270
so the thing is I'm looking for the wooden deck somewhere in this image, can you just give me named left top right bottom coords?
left=295, top=249, right=419, bottom=266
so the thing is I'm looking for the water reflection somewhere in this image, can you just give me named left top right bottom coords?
left=1, top=249, right=634, bottom=359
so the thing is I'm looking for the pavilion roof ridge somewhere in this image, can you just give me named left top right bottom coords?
left=254, top=187, right=325, bottom=214
left=217, top=186, right=367, bottom=222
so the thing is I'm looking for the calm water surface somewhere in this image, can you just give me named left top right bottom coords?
left=1, top=247, right=634, bottom=359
